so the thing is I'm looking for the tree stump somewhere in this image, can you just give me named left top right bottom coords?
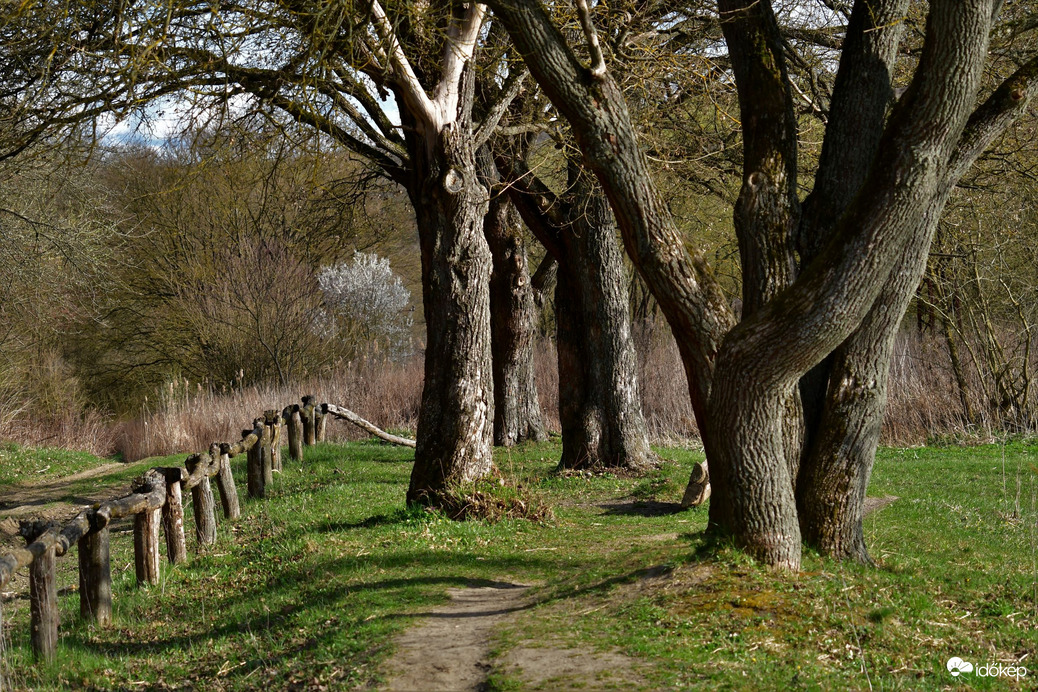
left=23, top=521, right=59, bottom=661
left=216, top=443, right=241, bottom=520
left=78, top=517, right=112, bottom=626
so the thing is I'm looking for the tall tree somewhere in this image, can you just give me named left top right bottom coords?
left=501, top=152, right=654, bottom=471
left=488, top=0, right=1036, bottom=568
left=476, top=146, right=547, bottom=447
left=5, top=0, right=536, bottom=503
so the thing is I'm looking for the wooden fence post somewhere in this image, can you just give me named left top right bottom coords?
left=134, top=509, right=162, bottom=586
left=187, top=454, right=217, bottom=549
left=261, top=411, right=278, bottom=484
left=78, top=510, right=112, bottom=626
left=286, top=405, right=303, bottom=461
left=267, top=411, right=283, bottom=472
left=160, top=468, right=187, bottom=565
left=247, top=423, right=265, bottom=499
left=22, top=521, right=58, bottom=662
left=316, top=403, right=329, bottom=442
left=216, top=443, right=241, bottom=520
left=301, top=395, right=316, bottom=445
left=132, top=472, right=163, bottom=586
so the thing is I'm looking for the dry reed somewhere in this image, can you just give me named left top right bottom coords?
left=3, top=328, right=1034, bottom=462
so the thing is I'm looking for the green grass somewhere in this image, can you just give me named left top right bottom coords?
left=1, top=439, right=1035, bottom=690
left=0, top=443, right=120, bottom=486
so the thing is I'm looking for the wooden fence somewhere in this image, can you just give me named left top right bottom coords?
left=0, top=397, right=413, bottom=663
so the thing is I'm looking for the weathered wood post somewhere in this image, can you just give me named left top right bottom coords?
left=301, top=395, right=316, bottom=445
left=246, top=422, right=266, bottom=499
left=216, top=443, right=241, bottom=520
left=316, top=403, right=329, bottom=442
left=78, top=509, right=112, bottom=626
left=286, top=405, right=303, bottom=462
left=186, top=453, right=217, bottom=549
left=22, top=521, right=59, bottom=661
left=132, top=473, right=163, bottom=586
left=160, top=467, right=187, bottom=565
left=269, top=411, right=283, bottom=472
left=261, top=410, right=278, bottom=484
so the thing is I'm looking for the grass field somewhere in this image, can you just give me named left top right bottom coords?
left=0, top=439, right=1035, bottom=690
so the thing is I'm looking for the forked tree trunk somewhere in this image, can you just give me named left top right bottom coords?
left=484, top=188, right=546, bottom=446
left=406, top=113, right=495, bottom=505
left=796, top=54, right=1038, bottom=559
left=488, top=0, right=998, bottom=570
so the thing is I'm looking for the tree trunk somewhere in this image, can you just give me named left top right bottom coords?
left=796, top=53, right=1038, bottom=559
left=554, top=171, right=653, bottom=471
left=491, top=0, right=1004, bottom=568
left=406, top=113, right=495, bottom=505
left=484, top=188, right=547, bottom=446
left=499, top=154, right=654, bottom=472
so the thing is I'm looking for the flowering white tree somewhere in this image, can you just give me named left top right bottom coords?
left=318, top=252, right=413, bottom=358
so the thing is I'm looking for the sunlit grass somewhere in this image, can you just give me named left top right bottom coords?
left=0, top=440, right=1035, bottom=690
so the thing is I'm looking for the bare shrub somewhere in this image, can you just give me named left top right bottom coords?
left=0, top=351, right=117, bottom=457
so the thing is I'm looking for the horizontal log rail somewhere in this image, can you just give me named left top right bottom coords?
left=324, top=404, right=416, bottom=448
left=0, top=397, right=404, bottom=663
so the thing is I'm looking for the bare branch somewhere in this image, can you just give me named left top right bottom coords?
left=575, top=0, right=607, bottom=79
left=474, top=67, right=528, bottom=149
left=369, top=0, right=437, bottom=125
left=431, top=2, right=487, bottom=127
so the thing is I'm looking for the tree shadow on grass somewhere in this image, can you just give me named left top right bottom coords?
left=598, top=500, right=686, bottom=517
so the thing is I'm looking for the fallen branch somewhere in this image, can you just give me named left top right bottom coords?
left=324, top=404, right=416, bottom=448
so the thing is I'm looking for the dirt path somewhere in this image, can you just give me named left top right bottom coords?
left=0, top=462, right=132, bottom=518
left=0, top=461, right=141, bottom=555
left=379, top=581, right=529, bottom=691
left=377, top=580, right=645, bottom=691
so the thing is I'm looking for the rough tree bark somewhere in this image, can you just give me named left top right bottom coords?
left=554, top=169, right=653, bottom=471
left=480, top=152, right=547, bottom=446
left=406, top=124, right=494, bottom=502
left=797, top=51, right=1038, bottom=561
left=501, top=156, right=653, bottom=471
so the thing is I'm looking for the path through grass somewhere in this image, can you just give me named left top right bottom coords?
left=0, top=440, right=1035, bottom=690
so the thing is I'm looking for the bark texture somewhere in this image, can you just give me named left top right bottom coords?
left=491, top=0, right=1003, bottom=568
left=482, top=163, right=547, bottom=446
left=77, top=526, right=112, bottom=626
left=798, top=52, right=1038, bottom=560
left=502, top=156, right=653, bottom=471
left=406, top=100, right=496, bottom=504
left=553, top=171, right=653, bottom=471
left=487, top=0, right=736, bottom=448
